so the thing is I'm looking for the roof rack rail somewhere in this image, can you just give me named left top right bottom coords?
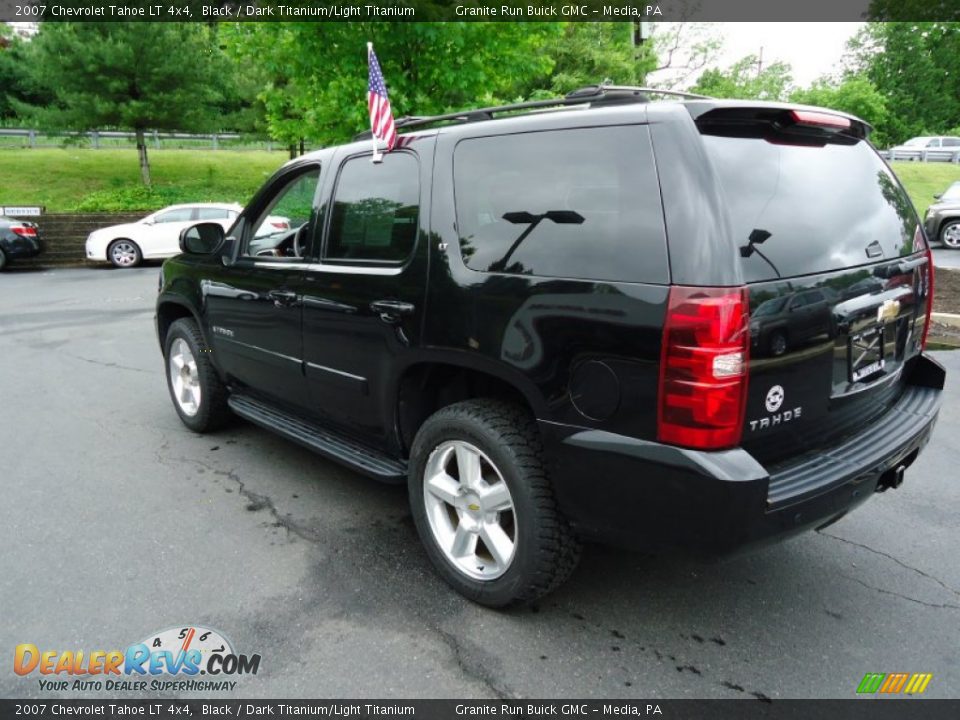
left=352, top=84, right=712, bottom=141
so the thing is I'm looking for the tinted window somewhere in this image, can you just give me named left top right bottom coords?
left=943, top=138, right=960, bottom=147
left=154, top=208, right=193, bottom=223
left=701, top=135, right=918, bottom=282
left=326, top=153, right=419, bottom=262
left=196, top=207, right=231, bottom=220
left=453, top=126, right=668, bottom=283
left=243, top=167, right=320, bottom=257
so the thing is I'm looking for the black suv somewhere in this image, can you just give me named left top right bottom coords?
left=156, top=86, right=944, bottom=607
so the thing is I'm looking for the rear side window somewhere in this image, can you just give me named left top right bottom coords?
left=154, top=208, right=193, bottom=223
left=326, top=152, right=419, bottom=263
left=196, top=207, right=231, bottom=220
left=700, top=131, right=918, bottom=283
left=453, top=126, right=668, bottom=284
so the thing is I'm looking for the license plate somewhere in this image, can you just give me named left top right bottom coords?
left=849, top=325, right=886, bottom=383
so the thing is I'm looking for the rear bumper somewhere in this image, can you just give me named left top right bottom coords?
left=0, top=236, right=43, bottom=259
left=541, top=354, right=945, bottom=555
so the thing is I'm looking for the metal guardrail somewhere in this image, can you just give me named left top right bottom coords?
left=0, top=128, right=284, bottom=151
left=882, top=148, right=960, bottom=163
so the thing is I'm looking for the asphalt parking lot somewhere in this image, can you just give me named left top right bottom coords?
left=933, top=246, right=960, bottom=270
left=1, top=265, right=958, bottom=700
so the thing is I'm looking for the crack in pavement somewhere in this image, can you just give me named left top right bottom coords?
left=155, top=452, right=325, bottom=544
left=817, top=530, right=960, bottom=598
left=842, top=574, right=960, bottom=611
left=433, top=627, right=511, bottom=700
left=63, top=352, right=153, bottom=374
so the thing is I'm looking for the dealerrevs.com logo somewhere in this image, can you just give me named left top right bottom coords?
left=14, top=625, right=261, bottom=693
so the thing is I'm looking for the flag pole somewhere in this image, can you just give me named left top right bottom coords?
left=368, top=42, right=383, bottom=163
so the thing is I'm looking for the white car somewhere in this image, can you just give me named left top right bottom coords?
left=86, top=203, right=240, bottom=268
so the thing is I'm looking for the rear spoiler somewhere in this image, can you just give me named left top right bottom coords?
left=685, top=102, right=871, bottom=143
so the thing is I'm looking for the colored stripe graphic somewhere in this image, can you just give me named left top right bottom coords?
left=857, top=673, right=886, bottom=694
left=857, top=672, right=932, bottom=694
left=905, top=673, right=933, bottom=694
left=880, top=673, right=909, bottom=693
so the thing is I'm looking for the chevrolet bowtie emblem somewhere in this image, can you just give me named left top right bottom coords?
left=877, top=299, right=900, bottom=323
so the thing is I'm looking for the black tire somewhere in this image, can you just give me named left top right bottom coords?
left=769, top=329, right=788, bottom=357
left=940, top=219, right=960, bottom=249
left=108, top=238, right=142, bottom=268
left=163, top=318, right=231, bottom=432
left=0, top=248, right=6, bottom=271
left=408, top=399, right=581, bottom=607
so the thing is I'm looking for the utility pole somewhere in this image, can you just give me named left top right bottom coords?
left=756, top=46, right=764, bottom=77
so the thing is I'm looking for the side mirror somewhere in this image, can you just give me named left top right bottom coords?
left=179, top=222, right=226, bottom=255
left=933, top=193, right=942, bottom=200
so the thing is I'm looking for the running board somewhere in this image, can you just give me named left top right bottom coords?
left=228, top=393, right=407, bottom=483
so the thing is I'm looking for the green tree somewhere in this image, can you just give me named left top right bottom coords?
left=692, top=54, right=793, bottom=101
left=533, top=23, right=657, bottom=96
left=0, top=27, right=42, bottom=122
left=20, top=22, right=227, bottom=185
left=846, top=22, right=960, bottom=145
left=790, top=76, right=889, bottom=146
left=223, top=22, right=562, bottom=149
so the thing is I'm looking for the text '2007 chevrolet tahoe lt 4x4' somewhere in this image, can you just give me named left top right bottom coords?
left=156, top=86, right=945, bottom=607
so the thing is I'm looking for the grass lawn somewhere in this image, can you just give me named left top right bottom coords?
left=0, top=148, right=958, bottom=217
left=890, top=161, right=960, bottom=218
left=0, top=148, right=288, bottom=212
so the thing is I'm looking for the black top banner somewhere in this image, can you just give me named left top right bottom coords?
left=1, top=0, right=959, bottom=22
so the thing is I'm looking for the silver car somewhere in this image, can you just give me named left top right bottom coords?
left=924, top=181, right=960, bottom=249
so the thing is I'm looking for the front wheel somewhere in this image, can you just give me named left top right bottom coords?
left=164, top=318, right=231, bottom=432
left=408, top=399, right=581, bottom=607
left=108, top=239, right=142, bottom=268
left=941, top=220, right=960, bottom=249
left=0, top=248, right=7, bottom=271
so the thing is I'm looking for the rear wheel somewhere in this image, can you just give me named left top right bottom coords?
left=164, top=318, right=231, bottom=432
left=408, top=399, right=581, bottom=607
left=941, top=220, right=960, bottom=249
left=108, top=239, right=142, bottom=268
left=769, top=330, right=788, bottom=357
left=0, top=248, right=6, bottom=271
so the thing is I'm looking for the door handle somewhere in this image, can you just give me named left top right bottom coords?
left=268, top=290, right=299, bottom=308
left=370, top=299, right=415, bottom=323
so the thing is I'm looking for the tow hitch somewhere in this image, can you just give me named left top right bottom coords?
left=877, top=458, right=913, bottom=492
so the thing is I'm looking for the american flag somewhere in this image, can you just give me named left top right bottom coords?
left=368, top=45, right=397, bottom=152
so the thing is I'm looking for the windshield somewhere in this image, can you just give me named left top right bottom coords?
left=940, top=183, right=960, bottom=202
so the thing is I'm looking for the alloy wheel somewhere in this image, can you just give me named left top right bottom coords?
left=422, top=440, right=517, bottom=581
left=168, top=338, right=202, bottom=416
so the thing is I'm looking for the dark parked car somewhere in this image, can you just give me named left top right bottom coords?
left=0, top=216, right=43, bottom=270
left=924, top=181, right=960, bottom=248
left=156, top=87, right=944, bottom=606
left=750, top=288, right=837, bottom=357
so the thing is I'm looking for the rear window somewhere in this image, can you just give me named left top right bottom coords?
left=453, top=126, right=668, bottom=284
left=700, top=132, right=919, bottom=282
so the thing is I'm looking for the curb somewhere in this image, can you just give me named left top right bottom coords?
left=932, top=312, right=960, bottom=328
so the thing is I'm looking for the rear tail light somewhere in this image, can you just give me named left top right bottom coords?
left=10, top=224, right=37, bottom=238
left=915, top=226, right=934, bottom=350
left=270, top=221, right=290, bottom=230
left=658, top=286, right=750, bottom=450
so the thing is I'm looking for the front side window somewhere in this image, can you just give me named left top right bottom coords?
left=326, top=153, right=419, bottom=262
left=452, top=126, right=668, bottom=284
left=244, top=167, right=321, bottom=258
